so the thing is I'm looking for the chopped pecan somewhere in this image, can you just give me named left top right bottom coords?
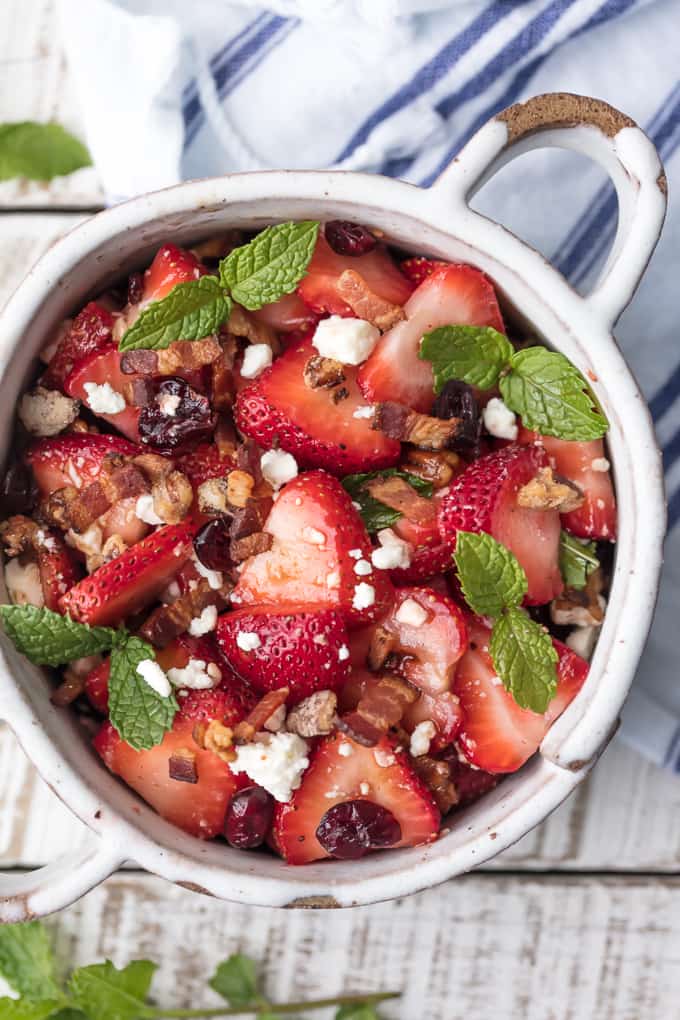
left=0, top=515, right=38, bottom=557
left=233, top=688, right=290, bottom=744
left=335, top=269, right=405, bottom=331
left=402, top=448, right=462, bottom=488
left=139, top=578, right=232, bottom=648
left=226, top=470, right=254, bottom=509
left=40, top=486, right=79, bottom=530
left=211, top=351, right=236, bottom=413
left=367, top=625, right=397, bottom=672
left=374, top=401, right=460, bottom=450
left=338, top=675, right=417, bottom=747
left=168, top=748, right=199, bottom=784
left=227, top=305, right=279, bottom=353
left=517, top=467, right=584, bottom=512
left=198, top=478, right=229, bottom=516
left=303, top=355, right=346, bottom=390
left=551, top=569, right=605, bottom=628
left=411, top=756, right=459, bottom=814
left=236, top=439, right=263, bottom=485
left=151, top=470, right=193, bottom=524
left=67, top=417, right=98, bottom=434
left=101, top=533, right=127, bottom=562
left=364, top=475, right=433, bottom=525
left=286, top=690, right=337, bottom=738
left=18, top=386, right=80, bottom=437
left=199, top=720, right=235, bottom=763
left=133, top=453, right=174, bottom=484
left=230, top=530, right=272, bottom=563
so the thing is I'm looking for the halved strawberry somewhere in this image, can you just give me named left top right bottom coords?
left=98, top=496, right=150, bottom=548
left=251, top=291, right=318, bottom=333
left=85, top=659, right=110, bottom=713
left=42, top=302, right=115, bottom=390
left=64, top=346, right=141, bottom=441
left=60, top=522, right=194, bottom=626
left=35, top=529, right=82, bottom=611
left=438, top=444, right=563, bottom=605
left=297, top=234, right=412, bottom=317
left=234, top=471, right=394, bottom=626
left=357, top=263, right=505, bottom=414
left=389, top=488, right=454, bottom=583
left=217, top=604, right=350, bottom=702
left=518, top=428, right=616, bottom=541
left=399, top=257, right=449, bottom=287
left=25, top=433, right=140, bottom=496
left=142, top=243, right=206, bottom=302
left=235, top=340, right=400, bottom=474
left=273, top=731, right=440, bottom=864
left=454, top=618, right=589, bottom=773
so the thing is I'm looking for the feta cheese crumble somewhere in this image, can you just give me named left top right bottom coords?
left=482, top=397, right=518, bottom=440
left=371, top=528, right=412, bottom=570
left=374, top=746, right=396, bottom=768
left=229, top=732, right=310, bottom=802
left=136, top=659, right=172, bottom=698
left=188, top=605, right=218, bottom=636
left=83, top=381, right=126, bottom=415
left=353, top=405, right=375, bottom=420
left=312, top=315, right=380, bottom=366
left=167, top=658, right=221, bottom=690
left=591, top=457, right=610, bottom=472
left=348, top=548, right=363, bottom=559
left=409, top=720, right=436, bottom=757
left=241, top=343, right=273, bottom=379
left=260, top=449, right=298, bottom=490
left=352, top=582, right=375, bottom=611
left=135, top=493, right=164, bottom=526
left=353, top=558, right=372, bottom=576
left=395, top=597, right=428, bottom=628
left=236, top=631, right=261, bottom=652
left=338, top=644, right=350, bottom=661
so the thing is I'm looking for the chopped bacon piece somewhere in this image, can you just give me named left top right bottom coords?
left=411, top=755, right=458, bottom=814
left=374, top=401, right=460, bottom=450
left=338, top=674, right=417, bottom=747
left=233, top=688, right=290, bottom=743
left=168, top=748, right=199, bottom=784
left=139, top=578, right=232, bottom=648
left=303, top=355, right=346, bottom=390
left=364, top=475, right=434, bottom=524
left=335, top=269, right=405, bottom=331
left=43, top=457, right=149, bottom=534
left=230, top=530, right=272, bottom=564
left=367, top=625, right=397, bottom=672
left=120, top=337, right=222, bottom=377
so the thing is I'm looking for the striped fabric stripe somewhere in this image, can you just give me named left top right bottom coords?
left=182, top=12, right=269, bottom=118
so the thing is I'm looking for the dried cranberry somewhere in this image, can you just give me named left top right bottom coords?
left=127, top=271, right=144, bottom=305
left=193, top=518, right=232, bottom=572
left=225, top=786, right=274, bottom=849
left=325, top=221, right=377, bottom=257
left=432, top=380, right=481, bottom=453
left=138, top=377, right=215, bottom=455
left=0, top=461, right=38, bottom=517
left=316, top=799, right=401, bottom=859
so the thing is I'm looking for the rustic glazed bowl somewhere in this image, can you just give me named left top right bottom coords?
left=0, top=93, right=667, bottom=919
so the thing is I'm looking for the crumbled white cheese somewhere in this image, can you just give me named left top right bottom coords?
left=409, top=720, right=436, bottom=757
left=241, top=343, right=273, bottom=379
left=338, top=741, right=353, bottom=757
left=229, top=732, right=310, bottom=802
left=565, top=626, right=599, bottom=660
left=371, top=528, right=412, bottom=570
left=395, top=597, right=428, bottom=628
left=482, top=397, right=518, bottom=440
left=312, top=315, right=380, bottom=366
left=352, top=582, right=375, bottom=611
left=338, top=644, right=350, bottom=661
left=591, top=457, right=610, bottom=472
left=353, top=558, right=372, bottom=576
left=5, top=559, right=44, bottom=608
left=135, top=493, right=164, bottom=526
left=348, top=548, right=363, bottom=559
left=326, top=570, right=340, bottom=589
left=302, top=526, right=326, bottom=545
left=193, top=554, right=223, bottom=590
left=83, top=381, right=126, bottom=415
left=236, top=631, right=261, bottom=652
left=158, top=392, right=181, bottom=417
left=260, top=449, right=298, bottom=490
left=167, top=657, right=220, bottom=690
left=136, top=659, right=172, bottom=698
left=188, top=605, right=218, bottom=636
left=162, top=580, right=182, bottom=604
left=359, top=781, right=371, bottom=796
left=374, top=746, right=396, bottom=768
left=353, top=405, right=375, bottom=420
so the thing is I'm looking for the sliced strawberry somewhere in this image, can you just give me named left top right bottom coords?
left=438, top=444, right=563, bottom=605
left=35, top=529, right=82, bottom=611
left=454, top=618, right=589, bottom=773
left=59, top=522, right=194, bottom=626
left=235, top=340, right=400, bottom=475
left=273, top=731, right=440, bottom=864
left=176, top=443, right=234, bottom=489
left=441, top=755, right=499, bottom=807
left=357, top=264, right=505, bottom=414
left=64, top=346, right=141, bottom=441
left=234, top=471, right=394, bottom=626
left=25, top=433, right=140, bottom=496
left=142, top=243, right=206, bottom=302
left=298, top=234, right=413, bottom=317
left=403, top=690, right=463, bottom=753
left=399, top=257, right=449, bottom=287
left=251, top=291, right=318, bottom=333
left=389, top=488, right=454, bottom=583
left=85, top=659, right=110, bottom=713
left=217, top=604, right=350, bottom=702
left=98, top=496, right=150, bottom=548
left=42, top=302, right=115, bottom=390
left=518, top=428, right=616, bottom=541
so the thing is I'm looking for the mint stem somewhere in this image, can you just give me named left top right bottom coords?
left=151, top=990, right=400, bottom=1017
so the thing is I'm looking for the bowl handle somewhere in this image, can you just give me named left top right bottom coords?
left=428, top=92, right=667, bottom=329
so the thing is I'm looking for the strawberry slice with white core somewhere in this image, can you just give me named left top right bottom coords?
left=42, top=302, right=115, bottom=390
left=65, top=346, right=141, bottom=441
left=25, top=433, right=140, bottom=496
left=233, top=470, right=394, bottom=627
left=357, top=263, right=505, bottom=414
left=438, top=444, right=563, bottom=605
left=298, top=234, right=413, bottom=317
left=273, top=732, right=440, bottom=864
left=454, top=618, right=589, bottom=773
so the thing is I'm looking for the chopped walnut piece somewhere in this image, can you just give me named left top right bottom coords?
left=286, top=690, right=337, bottom=737
left=517, top=467, right=584, bottom=512
left=411, top=756, right=459, bottom=814
left=335, top=269, right=405, bottom=331
left=40, top=485, right=79, bottom=530
left=338, top=675, right=417, bottom=747
left=364, top=475, right=433, bottom=525
left=18, top=386, right=80, bottom=437
left=226, top=470, right=255, bottom=509
left=230, top=531, right=272, bottom=564
left=303, top=355, right=346, bottom=390
left=169, top=748, right=199, bottom=784
left=201, top=720, right=235, bottom=763
left=367, top=625, right=397, bottom=672
left=139, top=578, right=232, bottom=648
left=550, top=569, right=605, bottom=628
left=0, top=515, right=39, bottom=557
left=197, top=478, right=229, bottom=516
left=151, top=470, right=193, bottom=524
left=227, top=304, right=279, bottom=353
left=133, top=453, right=174, bottom=484
left=374, top=401, right=460, bottom=450
left=402, top=448, right=462, bottom=489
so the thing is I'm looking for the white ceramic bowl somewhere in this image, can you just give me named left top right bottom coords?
left=0, top=93, right=667, bottom=920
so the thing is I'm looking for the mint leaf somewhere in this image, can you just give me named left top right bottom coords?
left=0, top=1001, right=65, bottom=1020
left=209, top=954, right=259, bottom=1008
left=500, top=348, right=607, bottom=441
left=219, top=221, right=319, bottom=311
left=0, top=922, right=62, bottom=1001
left=342, top=470, right=433, bottom=533
left=0, top=123, right=91, bottom=182
left=69, top=960, right=155, bottom=1020
left=559, top=532, right=599, bottom=590
left=489, top=606, right=558, bottom=713
left=119, top=277, right=231, bottom=352
left=419, top=324, right=513, bottom=393
left=454, top=531, right=527, bottom=617
left=108, top=636, right=176, bottom=751
left=0, top=606, right=115, bottom=668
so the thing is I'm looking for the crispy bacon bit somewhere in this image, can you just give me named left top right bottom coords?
left=367, top=625, right=397, bottom=672
left=374, top=401, right=460, bottom=450
left=402, top=449, right=462, bottom=489
left=286, top=690, right=337, bottom=738
left=50, top=669, right=87, bottom=707
left=215, top=416, right=238, bottom=458
left=517, top=467, right=584, bottom=512
left=335, top=269, right=405, bottom=331
left=40, top=486, right=79, bottom=530
left=199, top=720, right=235, bottom=763
left=364, top=475, right=433, bottom=525
left=373, top=401, right=410, bottom=440
left=120, top=349, right=158, bottom=375
left=122, top=338, right=222, bottom=376
left=338, top=675, right=417, bottom=747
left=52, top=457, right=150, bottom=534
left=0, top=515, right=39, bottom=557
left=230, top=530, right=272, bottom=564
left=227, top=305, right=279, bottom=353
left=550, top=569, right=605, bottom=628
left=151, top=470, right=193, bottom=524
left=129, top=378, right=156, bottom=406
left=303, top=355, right=346, bottom=390
left=411, top=756, right=459, bottom=814
left=139, top=579, right=232, bottom=648
left=226, top=470, right=254, bottom=509
left=169, top=748, right=199, bottom=784
left=229, top=498, right=270, bottom=542
left=233, top=688, right=290, bottom=744
left=211, top=354, right=236, bottom=412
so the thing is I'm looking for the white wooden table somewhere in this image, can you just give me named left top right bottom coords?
left=2, top=4, right=680, bottom=1017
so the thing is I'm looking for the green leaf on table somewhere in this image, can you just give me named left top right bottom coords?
left=559, top=531, right=599, bottom=590
left=342, top=469, right=433, bottom=534
left=500, top=347, right=608, bottom=441
left=454, top=531, right=527, bottom=618
left=336, top=1005, right=380, bottom=1020
left=209, top=954, right=259, bottom=1008
left=0, top=921, right=62, bottom=1000
left=0, top=606, right=116, bottom=668
left=69, top=960, right=155, bottom=1020
left=419, top=324, right=514, bottom=393
left=0, top=123, right=91, bottom=182
left=108, top=636, right=177, bottom=751
left=489, top=606, right=558, bottom=714
left=118, top=277, right=231, bottom=352
left=219, top=221, right=319, bottom=311
left=0, top=1000, right=66, bottom=1020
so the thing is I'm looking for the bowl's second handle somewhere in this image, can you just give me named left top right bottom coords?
left=429, top=92, right=667, bottom=330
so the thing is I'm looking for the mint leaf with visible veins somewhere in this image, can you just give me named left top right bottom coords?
left=0, top=606, right=116, bottom=667
left=559, top=531, right=599, bottom=590
left=419, top=324, right=514, bottom=393
left=454, top=531, right=527, bottom=617
left=0, top=922, right=62, bottom=1001
left=342, top=469, right=433, bottom=534
left=0, top=122, right=91, bottom=182
left=69, top=960, right=155, bottom=1020
left=219, top=221, right=319, bottom=311
left=500, top=347, right=607, bottom=441
left=210, top=954, right=260, bottom=1008
left=0, top=1001, right=66, bottom=1019
left=119, top=277, right=231, bottom=352
left=108, top=636, right=177, bottom=751
left=489, top=606, right=558, bottom=713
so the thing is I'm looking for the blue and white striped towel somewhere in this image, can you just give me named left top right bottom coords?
left=57, top=0, right=680, bottom=769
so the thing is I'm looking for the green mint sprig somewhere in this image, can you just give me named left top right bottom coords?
left=342, top=469, right=433, bottom=533
left=0, top=606, right=175, bottom=751
left=559, top=531, right=599, bottom=590
left=119, top=220, right=320, bottom=352
left=0, top=122, right=91, bottom=182
left=454, top=531, right=558, bottom=713
left=419, top=325, right=607, bottom=441
left=0, top=922, right=399, bottom=1020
